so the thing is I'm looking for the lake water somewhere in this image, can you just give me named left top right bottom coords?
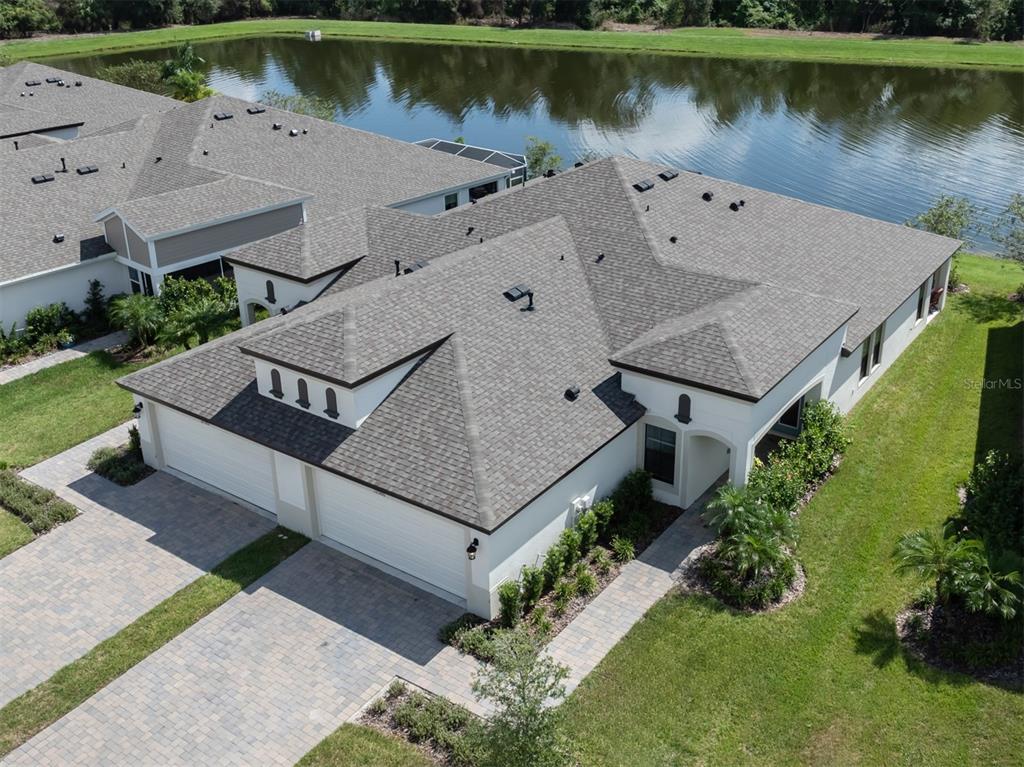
left=49, top=36, right=1024, bottom=249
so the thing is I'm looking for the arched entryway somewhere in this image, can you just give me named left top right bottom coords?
left=243, top=301, right=271, bottom=327
left=682, top=431, right=734, bottom=508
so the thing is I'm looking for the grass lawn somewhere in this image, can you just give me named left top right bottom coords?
left=0, top=526, right=308, bottom=757
left=296, top=724, right=432, bottom=767
left=561, top=253, right=1024, bottom=765
left=2, top=20, right=1021, bottom=70
left=0, top=510, right=33, bottom=559
left=0, top=349, right=169, bottom=468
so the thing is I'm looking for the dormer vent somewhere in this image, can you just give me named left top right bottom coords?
left=213, top=112, right=233, bottom=121
left=403, top=260, right=428, bottom=274
left=701, top=191, right=713, bottom=202
left=31, top=174, right=54, bottom=184
left=246, top=106, right=266, bottom=114
left=658, top=169, right=678, bottom=181
left=25, top=80, right=41, bottom=87
left=503, top=284, right=530, bottom=302
left=45, top=77, right=60, bottom=84
left=564, top=385, right=580, bottom=401
left=75, top=164, right=98, bottom=175
left=633, top=179, right=655, bottom=193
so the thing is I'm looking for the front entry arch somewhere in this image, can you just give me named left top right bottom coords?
left=243, top=300, right=271, bottom=327
left=682, top=430, right=734, bottom=508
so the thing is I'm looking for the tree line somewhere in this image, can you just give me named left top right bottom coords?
left=1, top=0, right=1021, bottom=41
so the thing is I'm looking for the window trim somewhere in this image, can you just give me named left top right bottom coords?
left=444, top=192, right=459, bottom=211
left=859, top=322, right=885, bottom=382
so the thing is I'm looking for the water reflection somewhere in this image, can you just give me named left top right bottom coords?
left=51, top=36, right=1023, bottom=247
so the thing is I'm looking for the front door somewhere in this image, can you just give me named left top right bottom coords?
left=774, top=397, right=803, bottom=438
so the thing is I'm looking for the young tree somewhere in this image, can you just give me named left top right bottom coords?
left=82, top=279, right=107, bottom=330
left=165, top=69, right=213, bottom=102
left=907, top=195, right=977, bottom=244
left=110, top=293, right=163, bottom=348
left=892, top=528, right=983, bottom=604
left=472, top=626, right=572, bottom=767
left=992, top=193, right=1024, bottom=263
left=525, top=136, right=563, bottom=181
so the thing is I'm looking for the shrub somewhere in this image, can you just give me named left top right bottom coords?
left=438, top=613, right=482, bottom=645
left=520, top=565, right=544, bottom=611
left=498, top=580, right=524, bottom=628
left=592, top=547, right=612, bottom=575
left=542, top=542, right=565, bottom=590
left=110, top=293, right=162, bottom=347
left=747, top=453, right=807, bottom=511
left=559, top=527, right=582, bottom=571
left=953, top=450, right=1023, bottom=553
left=456, top=625, right=497, bottom=661
left=24, top=302, right=75, bottom=346
left=574, top=563, right=598, bottom=596
left=612, top=469, right=654, bottom=521
left=699, top=552, right=797, bottom=609
left=553, top=579, right=577, bottom=615
left=528, top=605, right=553, bottom=639
left=366, top=697, right=388, bottom=717
left=87, top=433, right=150, bottom=486
left=796, top=400, right=850, bottom=479
left=611, top=535, right=635, bottom=563
left=387, top=679, right=407, bottom=699
left=591, top=498, right=614, bottom=535
left=0, top=470, right=77, bottom=534
left=576, top=509, right=599, bottom=552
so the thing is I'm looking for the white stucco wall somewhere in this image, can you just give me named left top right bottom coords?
left=234, top=264, right=338, bottom=326
left=0, top=256, right=129, bottom=332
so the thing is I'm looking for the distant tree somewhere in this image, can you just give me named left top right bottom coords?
left=180, top=0, right=222, bottom=24
left=97, top=60, right=168, bottom=94
left=258, top=89, right=336, bottom=121
left=992, top=193, right=1024, bottom=263
left=55, top=0, right=113, bottom=33
left=0, top=0, right=59, bottom=38
left=165, top=68, right=213, bottom=101
left=471, top=626, right=572, bottom=767
left=161, top=42, right=205, bottom=80
left=524, top=136, right=563, bottom=180
left=908, top=195, right=977, bottom=245
left=110, top=293, right=162, bottom=347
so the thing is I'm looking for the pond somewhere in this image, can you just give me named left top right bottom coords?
left=48, top=36, right=1023, bottom=249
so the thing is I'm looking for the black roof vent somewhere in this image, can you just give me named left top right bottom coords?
left=403, top=260, right=428, bottom=274
left=75, top=164, right=98, bottom=175
left=45, top=77, right=60, bottom=84
left=729, top=200, right=745, bottom=212
left=595, top=253, right=605, bottom=263
left=544, top=169, right=557, bottom=178
left=53, top=233, right=65, bottom=243
left=633, top=179, right=655, bottom=193
left=669, top=236, right=678, bottom=244
left=31, top=174, right=54, bottom=184
left=213, top=112, right=233, bottom=121
left=272, top=122, right=283, bottom=130
left=574, top=161, right=583, bottom=168
left=302, top=128, right=308, bottom=134
left=289, top=129, right=299, bottom=137
left=658, top=169, right=679, bottom=181
left=75, top=81, right=82, bottom=86
left=466, top=226, right=474, bottom=235
left=701, top=191, right=713, bottom=202
left=564, top=385, right=580, bottom=401
left=503, top=284, right=531, bottom=302
left=25, top=80, right=41, bottom=87
left=521, top=290, right=535, bottom=312
left=246, top=106, right=266, bottom=114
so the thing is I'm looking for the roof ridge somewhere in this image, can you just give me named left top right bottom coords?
left=342, top=304, right=358, bottom=382
left=714, top=321, right=755, bottom=396
left=449, top=333, right=496, bottom=529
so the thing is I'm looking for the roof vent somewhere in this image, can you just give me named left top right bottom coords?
left=701, top=191, right=713, bottom=202
left=669, top=236, right=678, bottom=244
left=520, top=291, right=535, bottom=312
left=503, top=284, right=531, bottom=302
left=53, top=233, right=65, bottom=243
left=403, top=260, right=428, bottom=274
left=595, top=253, right=605, bottom=263
left=25, top=80, right=41, bottom=87
left=246, top=106, right=266, bottom=115
left=729, top=200, right=745, bottom=212
left=272, top=122, right=283, bottom=130
left=544, top=169, right=557, bottom=178
left=74, top=81, right=82, bottom=87
left=302, top=128, right=308, bottom=135
left=75, top=164, right=98, bottom=175
left=213, top=112, right=233, bottom=121
left=154, top=156, right=162, bottom=163
left=633, top=179, right=655, bottom=193
left=574, top=161, right=583, bottom=168
left=658, top=169, right=679, bottom=181
left=289, top=129, right=299, bottom=137
left=466, top=226, right=474, bottom=235
left=564, top=385, right=580, bottom=401
left=45, top=77, right=60, bottom=84
left=31, top=174, right=54, bottom=184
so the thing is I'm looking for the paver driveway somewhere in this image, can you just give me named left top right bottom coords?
left=6, top=542, right=482, bottom=767
left=0, top=425, right=273, bottom=707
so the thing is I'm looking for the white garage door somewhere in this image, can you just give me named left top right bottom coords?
left=159, top=406, right=277, bottom=511
left=314, top=471, right=466, bottom=599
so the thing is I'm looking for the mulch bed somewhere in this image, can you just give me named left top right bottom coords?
left=676, top=542, right=806, bottom=614
left=896, top=604, right=1024, bottom=690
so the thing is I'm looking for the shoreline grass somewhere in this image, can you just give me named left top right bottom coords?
left=2, top=20, right=1021, bottom=70
left=0, top=526, right=308, bottom=757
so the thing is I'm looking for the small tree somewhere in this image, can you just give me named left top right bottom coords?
left=992, top=193, right=1024, bottom=263
left=525, top=136, right=563, bottom=181
left=471, top=626, right=572, bottom=767
left=258, top=89, right=335, bottom=121
left=165, top=69, right=213, bottom=102
left=83, top=279, right=107, bottom=330
left=908, top=195, right=977, bottom=244
left=110, top=293, right=162, bottom=348
left=97, top=60, right=167, bottom=95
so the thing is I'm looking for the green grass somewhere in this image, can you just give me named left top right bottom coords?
left=2, top=20, right=1021, bottom=70
left=0, top=526, right=308, bottom=757
left=0, top=349, right=168, bottom=468
left=0, top=509, right=33, bottom=559
left=296, top=724, right=432, bottom=767
left=562, top=256, right=1024, bottom=765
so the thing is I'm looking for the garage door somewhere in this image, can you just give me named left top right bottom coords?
left=159, top=406, right=277, bottom=511
left=314, top=471, right=466, bottom=599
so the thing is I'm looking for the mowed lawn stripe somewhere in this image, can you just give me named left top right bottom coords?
left=0, top=527, right=308, bottom=757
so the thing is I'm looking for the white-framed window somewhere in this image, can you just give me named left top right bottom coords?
left=916, top=279, right=928, bottom=322
left=644, top=424, right=677, bottom=485
left=444, top=192, right=459, bottom=211
left=860, top=322, right=885, bottom=381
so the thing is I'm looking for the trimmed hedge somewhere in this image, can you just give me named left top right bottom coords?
left=0, top=471, right=77, bottom=534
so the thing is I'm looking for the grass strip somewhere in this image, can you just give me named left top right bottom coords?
left=0, top=526, right=308, bottom=756
left=2, top=20, right=1021, bottom=71
left=0, top=509, right=33, bottom=559
left=297, top=723, right=433, bottom=767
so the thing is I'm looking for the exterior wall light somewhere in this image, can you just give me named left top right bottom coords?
left=466, top=538, right=479, bottom=561
left=132, top=402, right=144, bottom=416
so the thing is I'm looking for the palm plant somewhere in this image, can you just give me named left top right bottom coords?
left=703, top=484, right=759, bottom=537
left=956, top=548, right=1022, bottom=621
left=892, top=528, right=981, bottom=603
left=160, top=295, right=232, bottom=350
left=109, top=293, right=162, bottom=348
left=719, top=530, right=790, bottom=582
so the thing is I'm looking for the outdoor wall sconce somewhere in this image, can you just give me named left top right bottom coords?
left=132, top=402, right=144, bottom=416
left=466, top=538, right=479, bottom=561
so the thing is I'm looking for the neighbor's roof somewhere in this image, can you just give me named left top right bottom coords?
left=0, top=61, right=174, bottom=139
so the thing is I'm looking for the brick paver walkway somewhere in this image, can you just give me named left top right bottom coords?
left=0, top=424, right=273, bottom=707
left=5, top=542, right=484, bottom=767
left=0, top=330, right=129, bottom=385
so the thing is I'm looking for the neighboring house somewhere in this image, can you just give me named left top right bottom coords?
left=0, top=62, right=517, bottom=332
left=119, top=157, right=958, bottom=619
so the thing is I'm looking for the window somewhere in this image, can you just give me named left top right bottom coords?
left=141, top=272, right=154, bottom=296
left=675, top=394, right=692, bottom=424
left=269, top=369, right=283, bottom=398
left=916, top=280, right=928, bottom=322
left=644, top=424, right=677, bottom=485
left=859, top=322, right=885, bottom=381
left=444, top=193, right=459, bottom=211
left=128, top=266, right=141, bottom=295
left=265, top=280, right=276, bottom=305
left=860, top=340, right=871, bottom=380
left=872, top=324, right=884, bottom=367
left=324, top=388, right=339, bottom=419
left=296, top=378, right=310, bottom=409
